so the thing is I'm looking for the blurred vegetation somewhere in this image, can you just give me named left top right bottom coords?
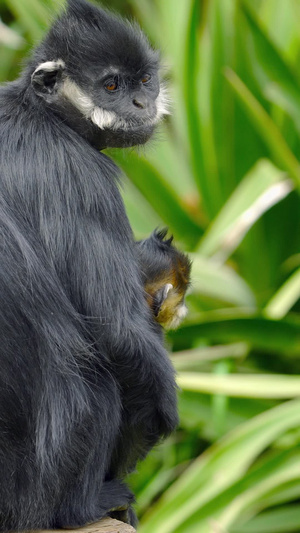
left=2, top=0, right=300, bottom=531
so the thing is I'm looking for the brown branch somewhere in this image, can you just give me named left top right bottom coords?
left=40, top=518, right=136, bottom=533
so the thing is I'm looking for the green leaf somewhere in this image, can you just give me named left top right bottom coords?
left=0, top=19, right=24, bottom=49
left=231, top=505, right=300, bottom=533
left=171, top=311, right=300, bottom=355
left=191, top=254, right=256, bottom=306
left=218, top=459, right=300, bottom=530
left=111, top=150, right=202, bottom=249
left=177, top=372, right=300, bottom=399
left=257, top=479, right=300, bottom=510
left=241, top=1, right=300, bottom=89
left=265, top=268, right=300, bottom=319
left=182, top=1, right=208, bottom=206
left=5, top=0, right=50, bottom=41
left=225, top=68, right=300, bottom=188
left=210, top=0, right=236, bottom=199
left=127, top=0, right=160, bottom=43
left=241, top=2, right=300, bottom=133
left=193, top=5, right=222, bottom=216
left=121, top=179, right=163, bottom=238
left=139, top=400, right=300, bottom=533
left=198, top=159, right=292, bottom=258
left=172, top=343, right=248, bottom=370
left=182, top=450, right=300, bottom=532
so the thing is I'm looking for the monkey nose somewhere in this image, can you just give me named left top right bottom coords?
left=132, top=97, right=147, bottom=109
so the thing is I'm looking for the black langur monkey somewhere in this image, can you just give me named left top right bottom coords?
left=137, top=230, right=191, bottom=329
left=0, top=0, right=178, bottom=529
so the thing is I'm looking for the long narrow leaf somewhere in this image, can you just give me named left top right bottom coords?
left=172, top=343, right=248, bottom=370
left=265, top=268, right=300, bottom=319
left=112, top=150, right=202, bottom=248
left=198, top=159, right=293, bottom=257
left=183, top=1, right=209, bottom=209
left=183, top=451, right=300, bottom=532
left=5, top=0, right=50, bottom=40
left=171, top=311, right=300, bottom=355
left=177, top=372, right=300, bottom=399
left=225, top=68, right=300, bottom=188
left=219, top=460, right=300, bottom=530
left=232, top=505, right=300, bottom=533
left=139, top=400, right=300, bottom=533
left=191, top=254, right=256, bottom=306
left=241, top=2, right=300, bottom=133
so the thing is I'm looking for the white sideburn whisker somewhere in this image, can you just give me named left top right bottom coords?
left=155, top=84, right=171, bottom=119
left=91, top=108, right=115, bottom=129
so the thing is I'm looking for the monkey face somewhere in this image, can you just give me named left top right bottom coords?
left=29, top=1, right=169, bottom=149
left=84, top=68, right=167, bottom=147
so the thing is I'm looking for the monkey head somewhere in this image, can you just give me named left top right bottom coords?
left=28, top=0, right=169, bottom=150
left=137, top=230, right=192, bottom=330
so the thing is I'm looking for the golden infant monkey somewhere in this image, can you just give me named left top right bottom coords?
left=137, top=230, right=191, bottom=329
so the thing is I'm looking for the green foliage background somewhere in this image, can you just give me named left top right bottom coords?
left=2, top=0, right=300, bottom=531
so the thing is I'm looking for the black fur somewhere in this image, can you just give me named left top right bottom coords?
left=138, top=229, right=177, bottom=283
left=0, top=0, right=177, bottom=529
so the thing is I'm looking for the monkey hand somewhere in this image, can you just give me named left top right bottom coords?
left=128, top=367, right=179, bottom=439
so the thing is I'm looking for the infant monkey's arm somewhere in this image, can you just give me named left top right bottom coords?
left=137, top=230, right=191, bottom=329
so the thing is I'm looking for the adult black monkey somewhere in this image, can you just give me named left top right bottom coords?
left=0, top=0, right=178, bottom=529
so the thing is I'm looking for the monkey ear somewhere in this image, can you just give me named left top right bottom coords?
left=153, top=283, right=173, bottom=317
left=31, top=60, right=65, bottom=98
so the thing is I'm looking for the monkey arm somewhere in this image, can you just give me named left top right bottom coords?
left=0, top=203, right=133, bottom=527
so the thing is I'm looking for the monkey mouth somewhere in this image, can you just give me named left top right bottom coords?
left=90, top=107, right=162, bottom=133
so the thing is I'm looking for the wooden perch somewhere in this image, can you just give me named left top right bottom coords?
left=41, top=518, right=136, bottom=533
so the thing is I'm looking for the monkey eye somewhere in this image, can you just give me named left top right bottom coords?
left=141, top=74, right=151, bottom=84
left=104, top=78, right=119, bottom=92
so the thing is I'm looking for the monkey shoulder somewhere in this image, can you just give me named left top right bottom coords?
left=0, top=88, right=122, bottom=215
left=0, top=79, right=147, bottom=320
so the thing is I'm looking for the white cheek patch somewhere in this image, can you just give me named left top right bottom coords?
left=91, top=107, right=116, bottom=129
left=91, top=107, right=129, bottom=131
left=60, top=77, right=129, bottom=130
left=32, top=59, right=65, bottom=76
